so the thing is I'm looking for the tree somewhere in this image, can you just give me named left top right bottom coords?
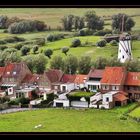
left=44, top=49, right=53, bottom=59
left=78, top=17, right=85, bottom=30
left=85, top=10, right=104, bottom=30
left=50, top=55, right=64, bottom=70
left=61, top=15, right=74, bottom=31
left=22, top=55, right=35, bottom=72
left=32, top=45, right=39, bottom=54
left=124, top=59, right=140, bottom=72
left=107, top=57, right=122, bottom=67
left=34, top=54, right=48, bottom=74
left=64, top=55, right=78, bottom=74
left=21, top=46, right=30, bottom=56
left=0, top=15, right=8, bottom=29
left=4, top=52, right=21, bottom=64
left=61, top=47, right=69, bottom=56
left=112, top=13, right=135, bottom=32
left=92, top=57, right=108, bottom=69
left=73, top=16, right=80, bottom=30
left=78, top=55, right=91, bottom=74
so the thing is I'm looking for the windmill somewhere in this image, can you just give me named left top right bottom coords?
left=118, top=15, right=133, bottom=63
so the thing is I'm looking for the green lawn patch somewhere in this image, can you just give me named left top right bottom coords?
left=0, top=103, right=140, bottom=132
left=129, top=105, right=140, bottom=118
left=69, top=91, right=95, bottom=97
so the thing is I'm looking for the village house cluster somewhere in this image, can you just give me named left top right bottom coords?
left=0, top=62, right=140, bottom=109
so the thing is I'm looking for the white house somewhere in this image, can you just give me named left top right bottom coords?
left=85, top=69, right=104, bottom=92
left=99, top=91, right=117, bottom=109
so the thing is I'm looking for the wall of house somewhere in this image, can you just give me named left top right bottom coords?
left=101, top=84, right=123, bottom=92
left=70, top=101, right=89, bottom=108
left=60, top=83, right=75, bottom=92
left=53, top=99, right=69, bottom=107
left=86, top=81, right=101, bottom=91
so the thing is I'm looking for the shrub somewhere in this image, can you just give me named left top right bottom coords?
left=78, top=29, right=86, bottom=36
left=21, top=46, right=30, bottom=56
left=4, top=36, right=25, bottom=43
left=4, top=48, right=17, bottom=53
left=61, top=47, right=69, bottom=55
left=18, top=97, right=30, bottom=104
left=8, top=99, right=19, bottom=105
left=93, top=29, right=112, bottom=36
left=0, top=46, right=8, bottom=50
left=0, top=40, right=6, bottom=45
left=46, top=34, right=64, bottom=42
left=32, top=45, right=39, bottom=54
left=14, top=43, right=23, bottom=50
left=96, top=39, right=107, bottom=47
left=44, top=49, right=53, bottom=59
left=119, top=115, right=127, bottom=120
left=35, top=38, right=45, bottom=46
left=71, top=38, right=81, bottom=47
left=110, top=40, right=118, bottom=46
left=0, top=15, right=8, bottom=29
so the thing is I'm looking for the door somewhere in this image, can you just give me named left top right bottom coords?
left=62, top=86, right=66, bottom=91
left=56, top=103, right=63, bottom=107
left=115, top=101, right=121, bottom=106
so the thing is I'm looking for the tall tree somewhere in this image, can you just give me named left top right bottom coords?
left=64, top=55, right=78, bottom=74
left=78, top=55, right=91, bottom=74
left=50, top=55, right=64, bottom=70
left=85, top=10, right=104, bottom=30
left=112, top=13, right=135, bottom=32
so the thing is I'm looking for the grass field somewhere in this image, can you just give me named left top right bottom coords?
left=0, top=103, right=140, bottom=132
left=0, top=8, right=140, bottom=30
left=129, top=106, right=140, bottom=118
left=69, top=91, right=95, bottom=97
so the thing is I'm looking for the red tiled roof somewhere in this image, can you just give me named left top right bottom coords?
left=45, top=69, right=63, bottom=83
left=60, top=74, right=76, bottom=83
left=74, top=74, right=87, bottom=84
left=117, top=91, right=128, bottom=96
left=101, top=67, right=126, bottom=85
left=125, top=72, right=140, bottom=86
left=87, top=68, right=104, bottom=78
left=22, top=74, right=34, bottom=83
left=3, top=62, right=26, bottom=78
left=114, top=93, right=128, bottom=101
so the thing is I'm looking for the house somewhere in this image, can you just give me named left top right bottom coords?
left=86, top=68, right=104, bottom=92
left=99, top=91, right=128, bottom=109
left=124, top=72, right=140, bottom=101
left=100, top=67, right=127, bottom=93
left=53, top=92, right=70, bottom=108
left=1, top=62, right=32, bottom=89
left=74, top=74, right=87, bottom=89
left=44, top=69, right=63, bottom=91
left=60, top=74, right=76, bottom=92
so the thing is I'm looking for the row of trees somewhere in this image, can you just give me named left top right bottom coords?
left=0, top=15, right=47, bottom=34
left=61, top=10, right=135, bottom=32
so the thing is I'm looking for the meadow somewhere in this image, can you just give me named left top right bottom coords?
left=0, top=103, right=139, bottom=132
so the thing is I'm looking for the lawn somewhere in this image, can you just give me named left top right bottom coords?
left=129, top=106, right=140, bottom=118
left=0, top=103, right=140, bottom=132
left=69, top=91, right=95, bottom=97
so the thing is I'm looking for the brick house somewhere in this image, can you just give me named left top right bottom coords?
left=124, top=72, right=140, bottom=101
left=100, top=67, right=127, bottom=93
left=1, top=62, right=32, bottom=89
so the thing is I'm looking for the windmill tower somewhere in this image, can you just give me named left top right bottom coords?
left=118, top=15, right=133, bottom=63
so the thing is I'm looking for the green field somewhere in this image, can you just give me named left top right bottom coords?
left=0, top=8, right=140, bottom=30
left=70, top=91, right=95, bottom=97
left=0, top=103, right=140, bottom=132
left=129, top=106, right=140, bottom=118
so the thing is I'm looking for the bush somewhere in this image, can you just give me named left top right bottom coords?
left=119, top=115, right=127, bottom=120
left=0, top=15, right=8, bottom=29
left=14, top=43, right=23, bottom=50
left=32, top=45, right=39, bottom=54
left=21, top=46, right=30, bottom=56
left=78, top=29, right=86, bottom=36
left=96, top=39, right=107, bottom=47
left=35, top=38, right=45, bottom=46
left=71, top=38, right=81, bottom=47
left=44, top=49, right=53, bottom=59
left=78, top=28, right=93, bottom=36
left=0, top=40, right=6, bottom=45
left=93, top=29, right=112, bottom=36
left=4, top=48, right=17, bottom=53
left=46, top=34, right=64, bottom=42
left=110, top=40, right=118, bottom=46
left=0, top=46, right=8, bottom=50
left=18, top=97, right=30, bottom=104
left=8, top=99, right=19, bottom=105
left=4, top=36, right=25, bottom=43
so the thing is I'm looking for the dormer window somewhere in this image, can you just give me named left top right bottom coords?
left=7, top=72, right=10, bottom=75
left=13, top=72, right=16, bottom=75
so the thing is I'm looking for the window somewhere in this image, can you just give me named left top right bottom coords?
left=120, top=50, right=121, bottom=52
left=122, top=55, right=124, bottom=59
left=7, top=72, right=10, bottom=75
left=13, top=71, right=16, bottom=75
left=106, top=97, right=109, bottom=102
